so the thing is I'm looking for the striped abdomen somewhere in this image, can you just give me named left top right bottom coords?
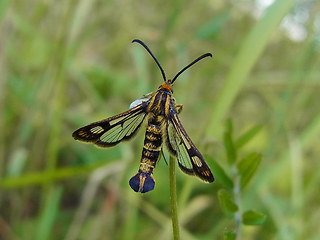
left=129, top=116, right=163, bottom=193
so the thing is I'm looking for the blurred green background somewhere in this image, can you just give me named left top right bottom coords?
left=1, top=0, right=319, bottom=239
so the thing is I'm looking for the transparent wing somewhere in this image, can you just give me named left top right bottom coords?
left=166, top=106, right=214, bottom=183
left=72, top=102, right=148, bottom=147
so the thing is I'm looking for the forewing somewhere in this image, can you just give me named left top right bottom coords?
left=166, top=107, right=214, bottom=183
left=72, top=102, right=148, bottom=147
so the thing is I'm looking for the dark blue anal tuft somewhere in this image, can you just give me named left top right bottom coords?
left=129, top=172, right=155, bottom=193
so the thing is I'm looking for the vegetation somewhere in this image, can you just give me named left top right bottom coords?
left=1, top=0, right=319, bottom=239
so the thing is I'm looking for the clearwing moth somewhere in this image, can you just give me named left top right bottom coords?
left=72, top=39, right=214, bottom=193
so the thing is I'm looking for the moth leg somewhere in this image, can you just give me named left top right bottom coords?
left=160, top=149, right=168, bottom=166
left=175, top=104, right=183, bottom=114
left=143, top=92, right=154, bottom=98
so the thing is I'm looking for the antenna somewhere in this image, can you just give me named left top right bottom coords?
left=171, top=53, right=212, bottom=83
left=132, top=39, right=167, bottom=82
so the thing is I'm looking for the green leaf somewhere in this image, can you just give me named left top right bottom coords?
left=223, top=120, right=237, bottom=164
left=206, top=156, right=233, bottom=190
left=223, top=231, right=236, bottom=240
left=225, top=118, right=233, bottom=134
left=218, top=189, right=238, bottom=215
left=242, top=210, right=266, bottom=225
left=235, top=125, right=263, bottom=149
left=237, top=152, right=262, bottom=190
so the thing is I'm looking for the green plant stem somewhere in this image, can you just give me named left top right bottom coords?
left=169, top=155, right=180, bottom=240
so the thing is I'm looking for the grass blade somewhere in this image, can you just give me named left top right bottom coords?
left=206, top=0, right=296, bottom=138
left=35, top=186, right=63, bottom=240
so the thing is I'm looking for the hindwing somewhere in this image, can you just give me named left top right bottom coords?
left=166, top=106, right=214, bottom=183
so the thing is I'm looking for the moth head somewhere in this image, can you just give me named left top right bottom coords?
left=158, top=81, right=173, bottom=94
